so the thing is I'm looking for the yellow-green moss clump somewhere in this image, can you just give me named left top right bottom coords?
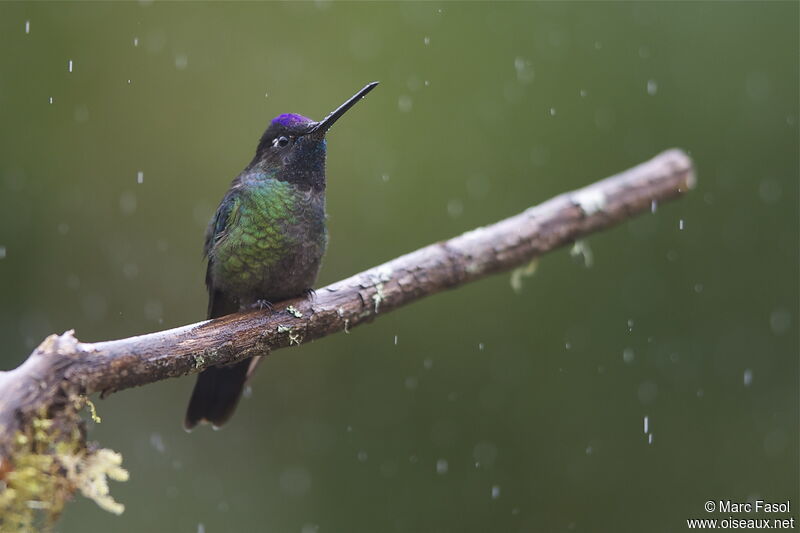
left=0, top=400, right=128, bottom=532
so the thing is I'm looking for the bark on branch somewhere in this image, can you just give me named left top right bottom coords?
left=0, top=149, right=695, bottom=457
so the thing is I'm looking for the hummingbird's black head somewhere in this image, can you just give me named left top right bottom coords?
left=249, top=114, right=326, bottom=191
left=247, top=82, right=379, bottom=192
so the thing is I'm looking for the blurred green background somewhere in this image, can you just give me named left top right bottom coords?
left=0, top=2, right=797, bottom=532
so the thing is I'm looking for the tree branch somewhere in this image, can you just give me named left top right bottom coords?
left=0, top=149, right=695, bottom=457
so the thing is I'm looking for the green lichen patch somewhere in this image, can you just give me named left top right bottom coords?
left=372, top=283, right=386, bottom=313
left=193, top=353, right=206, bottom=369
left=569, top=239, right=594, bottom=268
left=0, top=401, right=128, bottom=532
left=510, top=259, right=539, bottom=294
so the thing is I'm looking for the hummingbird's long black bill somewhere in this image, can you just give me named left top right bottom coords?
left=308, top=81, right=379, bottom=137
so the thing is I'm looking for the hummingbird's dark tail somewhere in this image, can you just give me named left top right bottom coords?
left=184, top=289, right=257, bottom=430
left=184, top=359, right=251, bottom=430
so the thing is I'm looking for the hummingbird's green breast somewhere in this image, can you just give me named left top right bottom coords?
left=207, top=174, right=327, bottom=305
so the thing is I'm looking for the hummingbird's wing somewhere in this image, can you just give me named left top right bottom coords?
left=204, top=191, right=242, bottom=318
left=186, top=189, right=247, bottom=430
left=203, top=189, right=241, bottom=261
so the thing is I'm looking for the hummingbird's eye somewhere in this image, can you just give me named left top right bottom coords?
left=274, top=136, right=290, bottom=148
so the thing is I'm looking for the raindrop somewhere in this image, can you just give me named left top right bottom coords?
left=770, top=309, right=791, bottom=335
left=398, top=95, right=413, bottom=113
left=424, top=80, right=430, bottom=87
left=357, top=450, right=368, bottom=462
left=423, top=358, right=433, bottom=369
left=623, top=348, right=635, bottom=364
left=0, top=246, right=6, bottom=259
left=127, top=79, right=132, bottom=85
left=513, top=57, right=534, bottom=83
left=646, top=79, right=658, bottom=95
left=150, top=432, right=166, bottom=453
left=393, top=335, right=398, bottom=345
left=447, top=198, right=463, bottom=218
left=119, top=191, right=137, bottom=215
left=406, top=76, right=422, bottom=92
left=643, top=415, right=649, bottom=434
left=549, top=107, right=556, bottom=116
left=627, top=319, right=634, bottom=331
left=647, top=433, right=653, bottom=445
left=175, top=54, right=188, bottom=70
left=743, top=369, right=753, bottom=387
left=650, top=199, right=657, bottom=213
left=436, top=459, right=448, bottom=474
left=68, top=60, right=73, bottom=73
left=579, top=89, right=588, bottom=98
left=679, top=219, right=685, bottom=230
left=694, top=283, right=704, bottom=293
left=381, top=173, right=390, bottom=182
left=25, top=20, right=30, bottom=34
left=133, top=37, right=139, bottom=47
left=137, top=171, right=144, bottom=184
left=565, top=342, right=571, bottom=350
left=48, top=97, right=54, bottom=104
left=423, top=36, right=431, bottom=46
left=491, top=485, right=501, bottom=499
left=197, top=524, right=205, bottom=533
left=478, top=343, right=485, bottom=351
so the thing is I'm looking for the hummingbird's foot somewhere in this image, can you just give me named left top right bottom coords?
left=252, top=299, right=274, bottom=312
left=303, top=288, right=317, bottom=300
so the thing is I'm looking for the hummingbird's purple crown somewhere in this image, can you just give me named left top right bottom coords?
left=272, top=113, right=313, bottom=127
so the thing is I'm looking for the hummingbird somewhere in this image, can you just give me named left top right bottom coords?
left=184, top=82, right=379, bottom=430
